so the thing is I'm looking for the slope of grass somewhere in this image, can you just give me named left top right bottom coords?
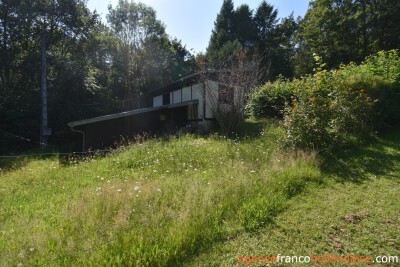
left=0, top=121, right=322, bottom=266
left=188, top=130, right=400, bottom=266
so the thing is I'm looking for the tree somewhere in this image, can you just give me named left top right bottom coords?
left=253, top=0, right=279, bottom=83
left=107, top=0, right=196, bottom=109
left=295, top=0, right=400, bottom=76
left=233, top=4, right=256, bottom=51
left=200, top=52, right=258, bottom=135
left=107, top=0, right=167, bottom=108
left=207, top=0, right=237, bottom=66
left=0, top=0, right=101, bottom=151
left=274, top=14, right=298, bottom=78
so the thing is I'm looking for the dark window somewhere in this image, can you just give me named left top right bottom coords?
left=219, top=84, right=234, bottom=104
left=163, top=93, right=170, bottom=105
left=187, top=104, right=198, bottom=120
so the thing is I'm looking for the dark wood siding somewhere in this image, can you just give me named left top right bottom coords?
left=76, top=106, right=193, bottom=149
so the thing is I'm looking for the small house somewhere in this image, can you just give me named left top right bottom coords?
left=68, top=73, right=218, bottom=150
left=68, top=72, right=239, bottom=151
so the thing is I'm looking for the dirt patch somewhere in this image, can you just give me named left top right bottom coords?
left=343, top=210, right=368, bottom=224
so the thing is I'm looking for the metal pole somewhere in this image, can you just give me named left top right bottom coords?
left=40, top=32, right=51, bottom=148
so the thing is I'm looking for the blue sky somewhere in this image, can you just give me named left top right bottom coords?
left=87, top=0, right=310, bottom=54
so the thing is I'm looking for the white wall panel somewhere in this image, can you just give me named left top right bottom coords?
left=153, top=95, right=162, bottom=107
left=172, top=89, right=182, bottom=104
left=182, top=86, right=191, bottom=102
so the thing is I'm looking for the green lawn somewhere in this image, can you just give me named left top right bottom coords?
left=0, top=123, right=398, bottom=266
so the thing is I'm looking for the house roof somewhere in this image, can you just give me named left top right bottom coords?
left=150, top=71, right=222, bottom=96
left=68, top=100, right=199, bottom=127
left=150, top=72, right=202, bottom=97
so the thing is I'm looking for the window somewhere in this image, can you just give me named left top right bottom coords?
left=219, top=84, right=234, bottom=104
left=163, top=93, right=170, bottom=105
left=187, top=104, right=198, bottom=120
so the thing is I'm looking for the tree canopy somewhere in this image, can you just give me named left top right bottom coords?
left=206, top=0, right=298, bottom=83
left=295, top=0, right=400, bottom=75
left=0, top=0, right=196, bottom=152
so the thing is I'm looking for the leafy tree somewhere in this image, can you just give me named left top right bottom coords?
left=295, top=0, right=400, bottom=76
left=107, top=0, right=196, bottom=109
left=0, top=0, right=101, bottom=150
left=107, top=0, right=167, bottom=108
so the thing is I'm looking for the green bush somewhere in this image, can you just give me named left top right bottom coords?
left=250, top=50, right=399, bottom=150
left=282, top=69, right=374, bottom=150
left=246, top=77, right=295, bottom=119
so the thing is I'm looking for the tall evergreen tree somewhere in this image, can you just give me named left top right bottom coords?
left=274, top=14, right=298, bottom=78
left=254, top=0, right=279, bottom=83
left=207, top=0, right=239, bottom=66
left=233, top=4, right=256, bottom=51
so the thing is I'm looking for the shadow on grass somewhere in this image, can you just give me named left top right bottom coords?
left=239, top=119, right=280, bottom=139
left=321, top=129, right=400, bottom=183
left=0, top=156, right=34, bottom=172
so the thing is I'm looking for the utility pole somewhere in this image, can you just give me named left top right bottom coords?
left=40, top=32, right=51, bottom=148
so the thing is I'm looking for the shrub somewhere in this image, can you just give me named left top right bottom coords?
left=246, top=77, right=295, bottom=119
left=282, top=68, right=374, bottom=150
left=249, top=50, right=399, bottom=150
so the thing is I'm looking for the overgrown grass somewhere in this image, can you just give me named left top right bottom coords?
left=188, top=129, right=400, bottom=266
left=0, top=121, right=321, bottom=266
left=2, top=124, right=398, bottom=266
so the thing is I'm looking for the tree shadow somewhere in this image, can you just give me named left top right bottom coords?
left=321, top=129, right=400, bottom=183
left=238, top=119, right=280, bottom=139
left=0, top=156, right=34, bottom=172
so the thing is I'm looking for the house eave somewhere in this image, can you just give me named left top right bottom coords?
left=68, top=100, right=199, bottom=128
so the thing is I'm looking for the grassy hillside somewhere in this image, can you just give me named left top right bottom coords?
left=0, top=122, right=399, bottom=266
left=189, top=130, right=400, bottom=266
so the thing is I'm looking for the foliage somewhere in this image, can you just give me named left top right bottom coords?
left=364, top=50, right=400, bottom=87
left=282, top=70, right=373, bottom=150
left=249, top=50, right=400, bottom=150
left=246, top=77, right=295, bottom=119
left=206, top=0, right=298, bottom=83
left=295, top=0, right=400, bottom=76
left=0, top=0, right=197, bottom=152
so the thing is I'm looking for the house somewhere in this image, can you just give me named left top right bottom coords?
left=68, top=72, right=238, bottom=151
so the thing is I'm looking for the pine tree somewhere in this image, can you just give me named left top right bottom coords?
left=207, top=0, right=239, bottom=66
left=254, top=0, right=279, bottom=83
